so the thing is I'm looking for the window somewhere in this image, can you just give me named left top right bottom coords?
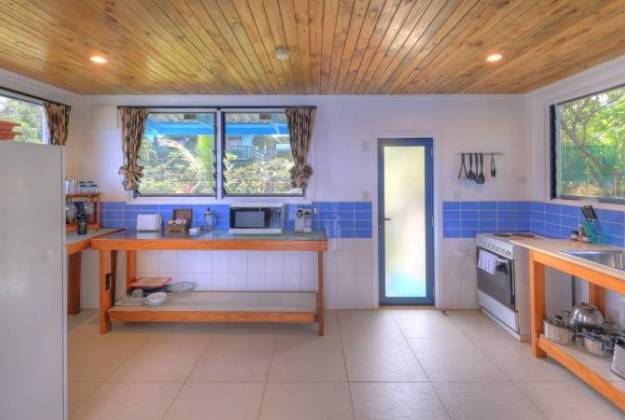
left=138, top=112, right=216, bottom=196
left=223, top=111, right=301, bottom=196
left=137, top=109, right=304, bottom=197
left=552, top=84, right=625, bottom=202
left=0, top=92, right=46, bottom=143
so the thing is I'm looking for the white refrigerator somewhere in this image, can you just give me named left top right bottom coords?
left=0, top=142, right=65, bottom=420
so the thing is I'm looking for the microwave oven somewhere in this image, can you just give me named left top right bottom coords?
left=229, top=203, right=286, bottom=235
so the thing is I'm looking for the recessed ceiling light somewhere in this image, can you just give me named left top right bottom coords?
left=275, top=48, right=289, bottom=61
left=486, top=53, right=503, bottom=63
left=90, top=55, right=107, bottom=64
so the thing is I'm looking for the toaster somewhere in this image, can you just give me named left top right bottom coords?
left=137, top=214, right=163, bottom=231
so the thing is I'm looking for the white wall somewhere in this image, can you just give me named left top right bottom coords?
left=525, top=55, right=625, bottom=323
left=73, top=94, right=529, bottom=309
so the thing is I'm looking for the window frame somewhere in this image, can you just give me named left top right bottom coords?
left=133, top=106, right=308, bottom=199
left=220, top=109, right=304, bottom=198
left=134, top=109, right=219, bottom=198
left=0, top=87, right=49, bottom=145
left=549, top=83, right=625, bottom=205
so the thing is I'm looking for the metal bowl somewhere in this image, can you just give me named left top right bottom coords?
left=570, top=303, right=605, bottom=328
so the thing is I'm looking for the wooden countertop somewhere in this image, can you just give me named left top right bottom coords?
left=91, top=230, right=328, bottom=251
left=511, top=238, right=625, bottom=282
left=65, top=228, right=122, bottom=255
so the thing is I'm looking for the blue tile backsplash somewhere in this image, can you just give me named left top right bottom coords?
left=443, top=200, right=625, bottom=248
left=101, top=201, right=373, bottom=239
left=443, top=201, right=531, bottom=238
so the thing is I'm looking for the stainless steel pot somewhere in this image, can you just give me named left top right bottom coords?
left=611, top=340, right=625, bottom=379
left=570, top=303, right=605, bottom=328
left=582, top=334, right=613, bottom=357
left=543, top=319, right=574, bottom=345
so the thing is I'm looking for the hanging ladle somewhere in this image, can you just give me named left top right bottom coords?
left=466, top=153, right=476, bottom=180
left=457, top=153, right=467, bottom=178
left=475, top=153, right=485, bottom=184
left=490, top=153, right=496, bottom=177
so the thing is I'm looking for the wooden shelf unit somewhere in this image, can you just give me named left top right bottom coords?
left=529, top=248, right=625, bottom=412
left=91, top=231, right=328, bottom=336
left=65, top=192, right=101, bottom=232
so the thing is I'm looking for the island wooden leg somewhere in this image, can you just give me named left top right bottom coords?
left=529, top=250, right=547, bottom=357
left=589, top=283, right=606, bottom=314
left=126, top=250, right=136, bottom=293
left=99, top=249, right=113, bottom=335
left=317, top=251, right=325, bottom=336
left=67, top=252, right=81, bottom=315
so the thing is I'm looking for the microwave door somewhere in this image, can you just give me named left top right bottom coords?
left=232, top=209, right=266, bottom=229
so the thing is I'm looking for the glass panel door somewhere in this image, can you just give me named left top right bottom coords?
left=378, top=138, right=434, bottom=305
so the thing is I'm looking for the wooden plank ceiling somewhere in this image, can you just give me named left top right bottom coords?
left=1, top=0, right=624, bottom=94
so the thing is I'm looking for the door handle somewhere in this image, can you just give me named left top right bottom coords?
left=384, top=217, right=391, bottom=221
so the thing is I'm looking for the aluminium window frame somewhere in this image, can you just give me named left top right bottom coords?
left=549, top=83, right=625, bottom=205
left=134, top=108, right=219, bottom=198
left=220, top=108, right=304, bottom=198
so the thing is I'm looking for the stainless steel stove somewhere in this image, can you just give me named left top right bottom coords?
left=475, top=232, right=537, bottom=259
left=475, top=232, right=539, bottom=340
left=476, top=232, right=573, bottom=341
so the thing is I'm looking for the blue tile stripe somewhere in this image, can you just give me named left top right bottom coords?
left=443, top=201, right=531, bottom=238
left=443, top=200, right=625, bottom=247
left=100, top=201, right=373, bottom=239
left=528, top=201, right=625, bottom=248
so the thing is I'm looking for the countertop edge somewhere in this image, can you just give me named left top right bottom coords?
left=510, top=238, right=625, bottom=282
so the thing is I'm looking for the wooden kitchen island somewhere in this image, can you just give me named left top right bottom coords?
left=512, top=238, right=625, bottom=412
left=90, top=230, right=328, bottom=336
left=65, top=228, right=121, bottom=314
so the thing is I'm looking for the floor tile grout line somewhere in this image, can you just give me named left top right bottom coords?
left=256, top=337, right=278, bottom=420
left=337, top=311, right=358, bottom=420
left=390, top=309, right=434, bottom=383
left=392, top=309, right=456, bottom=419
left=68, top=380, right=105, bottom=417
left=159, top=333, right=213, bottom=420
left=509, top=378, right=551, bottom=419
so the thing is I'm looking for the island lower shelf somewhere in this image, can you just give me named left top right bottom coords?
left=538, top=335, right=625, bottom=410
left=110, top=291, right=318, bottom=323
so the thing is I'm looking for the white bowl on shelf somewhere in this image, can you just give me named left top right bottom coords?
left=166, top=281, right=196, bottom=293
left=145, top=292, right=168, bottom=306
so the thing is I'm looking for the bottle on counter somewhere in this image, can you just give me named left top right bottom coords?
left=74, top=201, right=88, bottom=235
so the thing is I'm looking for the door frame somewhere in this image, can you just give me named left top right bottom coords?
left=378, top=138, right=435, bottom=305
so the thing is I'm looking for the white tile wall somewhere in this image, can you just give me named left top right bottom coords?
left=79, top=238, right=377, bottom=310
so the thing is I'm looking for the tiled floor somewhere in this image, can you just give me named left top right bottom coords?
left=68, top=309, right=625, bottom=420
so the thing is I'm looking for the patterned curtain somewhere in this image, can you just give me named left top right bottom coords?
left=44, top=102, right=71, bottom=146
left=286, top=107, right=316, bottom=189
left=118, top=107, right=148, bottom=191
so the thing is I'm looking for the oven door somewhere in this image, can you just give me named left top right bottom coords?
left=477, top=248, right=516, bottom=310
left=230, top=207, right=270, bottom=229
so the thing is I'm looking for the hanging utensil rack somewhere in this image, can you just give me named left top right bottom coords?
left=457, top=152, right=503, bottom=184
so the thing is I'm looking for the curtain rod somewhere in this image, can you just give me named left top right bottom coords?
left=115, top=105, right=317, bottom=110
left=0, top=85, right=67, bottom=107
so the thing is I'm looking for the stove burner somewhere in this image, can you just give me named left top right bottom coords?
left=493, top=232, right=535, bottom=239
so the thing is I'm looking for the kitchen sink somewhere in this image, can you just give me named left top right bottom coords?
left=561, top=249, right=625, bottom=271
